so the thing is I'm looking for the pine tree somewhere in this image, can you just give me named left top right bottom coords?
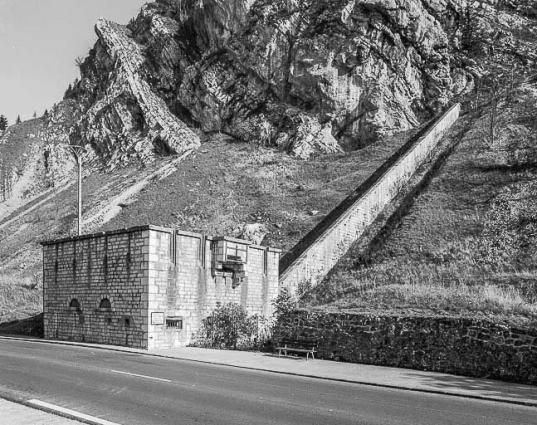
left=43, top=109, right=49, bottom=117
left=33, top=111, right=37, bottom=118
left=0, top=115, right=8, bottom=131
left=460, top=0, right=478, bottom=52
left=16, top=115, right=21, bottom=124
left=64, top=83, right=73, bottom=98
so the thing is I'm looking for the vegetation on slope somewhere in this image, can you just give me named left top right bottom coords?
left=296, top=2, right=537, bottom=325
left=2, top=1, right=537, bottom=331
left=303, top=84, right=537, bottom=325
left=0, top=119, right=45, bottom=203
left=100, top=131, right=417, bottom=252
left=0, top=129, right=417, bottom=324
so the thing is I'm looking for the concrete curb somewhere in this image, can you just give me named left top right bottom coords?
left=1, top=335, right=536, bottom=409
left=0, top=393, right=94, bottom=425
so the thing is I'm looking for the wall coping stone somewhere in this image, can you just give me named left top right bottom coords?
left=40, top=224, right=167, bottom=245
left=41, top=225, right=281, bottom=252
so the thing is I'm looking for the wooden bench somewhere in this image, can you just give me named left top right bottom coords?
left=275, top=338, right=318, bottom=360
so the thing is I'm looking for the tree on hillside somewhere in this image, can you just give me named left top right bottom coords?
left=15, top=115, right=21, bottom=124
left=75, top=56, right=84, bottom=70
left=460, top=0, right=481, bottom=52
left=43, top=109, right=49, bottom=118
left=0, top=115, right=7, bottom=131
left=64, top=83, right=73, bottom=98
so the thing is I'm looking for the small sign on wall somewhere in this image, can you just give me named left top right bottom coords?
left=151, top=312, right=165, bottom=326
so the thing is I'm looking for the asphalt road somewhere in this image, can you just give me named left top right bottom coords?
left=0, top=339, right=535, bottom=425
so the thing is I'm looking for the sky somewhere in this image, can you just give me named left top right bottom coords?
left=0, top=0, right=149, bottom=124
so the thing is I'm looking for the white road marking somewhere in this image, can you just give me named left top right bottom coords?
left=110, top=369, right=172, bottom=383
left=27, top=399, right=121, bottom=425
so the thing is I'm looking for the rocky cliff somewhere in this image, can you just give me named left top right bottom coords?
left=2, top=0, right=536, bottom=201
left=51, top=0, right=477, bottom=165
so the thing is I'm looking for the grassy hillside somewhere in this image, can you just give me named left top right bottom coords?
left=100, top=131, right=419, bottom=252
left=0, top=119, right=45, bottom=203
left=0, top=129, right=418, bottom=323
left=2, top=0, right=537, bottom=332
left=303, top=83, right=537, bottom=326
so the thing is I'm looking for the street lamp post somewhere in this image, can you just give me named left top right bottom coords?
left=67, top=145, right=85, bottom=236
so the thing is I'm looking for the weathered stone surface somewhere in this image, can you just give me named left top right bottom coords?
left=82, top=18, right=200, bottom=166
left=276, top=310, right=537, bottom=385
left=171, top=0, right=466, bottom=155
left=241, top=223, right=268, bottom=245
left=42, top=226, right=280, bottom=349
left=43, top=0, right=477, bottom=162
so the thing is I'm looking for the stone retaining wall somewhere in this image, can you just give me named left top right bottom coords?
left=279, top=104, right=461, bottom=292
left=275, top=310, right=537, bottom=385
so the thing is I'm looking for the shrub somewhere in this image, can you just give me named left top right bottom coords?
left=195, top=303, right=270, bottom=350
left=0, top=115, right=7, bottom=130
left=272, top=287, right=299, bottom=321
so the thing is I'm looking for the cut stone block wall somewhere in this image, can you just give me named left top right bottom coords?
left=276, top=310, right=537, bottom=385
left=43, top=225, right=280, bottom=349
left=43, top=227, right=149, bottom=348
left=146, top=229, right=281, bottom=349
left=280, top=104, right=461, bottom=292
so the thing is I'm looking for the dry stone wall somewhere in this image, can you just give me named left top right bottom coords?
left=276, top=310, right=537, bottom=385
left=280, top=104, right=461, bottom=293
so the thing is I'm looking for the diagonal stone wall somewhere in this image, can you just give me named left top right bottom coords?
left=280, top=104, right=461, bottom=292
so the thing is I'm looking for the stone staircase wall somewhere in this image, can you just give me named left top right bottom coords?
left=279, top=104, right=461, bottom=292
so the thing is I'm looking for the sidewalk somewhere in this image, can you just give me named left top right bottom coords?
left=0, top=398, right=80, bottom=425
left=1, top=335, right=536, bottom=424
left=152, top=346, right=537, bottom=407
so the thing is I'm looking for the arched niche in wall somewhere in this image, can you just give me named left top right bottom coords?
left=99, top=298, right=112, bottom=310
left=69, top=298, right=80, bottom=309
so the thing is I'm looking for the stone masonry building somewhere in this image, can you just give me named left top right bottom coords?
left=42, top=225, right=280, bottom=349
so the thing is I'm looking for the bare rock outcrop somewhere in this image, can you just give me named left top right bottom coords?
left=77, top=18, right=201, bottom=166
left=44, top=0, right=474, bottom=161
left=15, top=0, right=535, bottom=165
left=169, top=0, right=467, bottom=153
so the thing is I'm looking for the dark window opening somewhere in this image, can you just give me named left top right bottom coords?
left=69, top=298, right=80, bottom=309
left=99, top=298, right=112, bottom=309
left=263, top=250, right=268, bottom=275
left=124, top=318, right=131, bottom=328
left=106, top=317, right=112, bottom=326
left=166, top=318, right=183, bottom=330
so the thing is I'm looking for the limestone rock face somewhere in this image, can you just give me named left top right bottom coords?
left=36, top=0, right=476, bottom=162
left=167, top=0, right=467, bottom=151
left=241, top=223, right=268, bottom=245
left=73, top=18, right=201, bottom=166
